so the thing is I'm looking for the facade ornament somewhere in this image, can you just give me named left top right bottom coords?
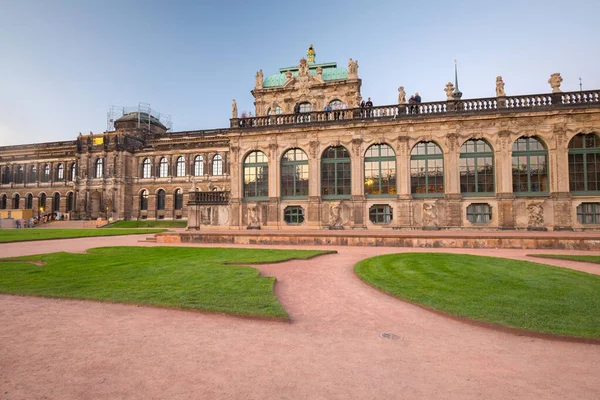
left=396, top=136, right=409, bottom=156
left=316, top=66, right=323, bottom=78
left=307, top=44, right=316, bottom=63
left=497, top=131, right=511, bottom=151
left=496, top=76, right=506, bottom=97
left=351, top=137, right=362, bottom=157
left=269, top=142, right=278, bottom=161
left=285, top=70, right=293, bottom=81
left=422, top=203, right=438, bottom=228
left=309, top=141, right=319, bottom=159
left=298, top=58, right=309, bottom=78
left=328, top=202, right=343, bottom=228
left=444, top=82, right=455, bottom=100
left=445, top=132, right=459, bottom=152
left=397, top=86, right=406, bottom=104
left=348, top=58, right=359, bottom=79
left=230, top=146, right=240, bottom=164
left=255, top=70, right=263, bottom=89
left=527, top=202, right=544, bottom=228
left=548, top=73, right=563, bottom=93
left=248, top=206, right=260, bottom=228
left=231, top=99, right=238, bottom=119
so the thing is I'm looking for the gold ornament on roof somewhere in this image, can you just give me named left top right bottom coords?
left=307, top=44, right=316, bottom=63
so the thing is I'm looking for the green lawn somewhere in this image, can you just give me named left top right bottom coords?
left=0, top=229, right=166, bottom=243
left=528, top=254, right=600, bottom=264
left=105, top=220, right=187, bottom=229
left=0, top=247, right=332, bottom=319
left=354, top=253, right=600, bottom=338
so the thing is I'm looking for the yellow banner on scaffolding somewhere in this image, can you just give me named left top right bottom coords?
left=93, top=137, right=104, bottom=145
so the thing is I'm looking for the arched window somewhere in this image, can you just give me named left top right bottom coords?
left=512, top=137, right=548, bottom=194
left=176, top=156, right=186, bottom=177
left=460, top=139, right=494, bottom=195
left=157, top=189, right=166, bottom=210
left=174, top=189, right=183, bottom=210
left=39, top=193, right=47, bottom=211
left=212, top=155, right=223, bottom=176
left=321, top=146, right=351, bottom=198
left=410, top=142, right=444, bottom=196
left=365, top=144, right=396, bottom=197
left=0, top=167, right=9, bottom=184
left=42, top=164, right=50, bottom=182
left=268, top=105, right=283, bottom=125
left=569, top=133, right=599, bottom=194
left=53, top=193, right=60, bottom=212
left=140, top=190, right=148, bottom=211
left=67, top=192, right=74, bottom=212
left=16, top=166, right=24, bottom=184
left=194, top=155, right=204, bottom=176
left=243, top=151, right=268, bottom=199
left=29, top=166, right=37, bottom=183
left=26, top=194, right=33, bottom=209
left=159, top=157, right=169, bottom=177
left=0, top=194, right=6, bottom=209
left=142, top=158, right=152, bottom=178
left=57, top=164, right=64, bottom=181
left=13, top=194, right=20, bottom=209
left=329, top=99, right=342, bottom=108
left=299, top=102, right=311, bottom=113
left=95, top=158, right=104, bottom=178
left=281, top=148, right=309, bottom=198
left=70, top=163, right=76, bottom=181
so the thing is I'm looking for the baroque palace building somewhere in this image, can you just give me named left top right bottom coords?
left=1, top=46, right=599, bottom=231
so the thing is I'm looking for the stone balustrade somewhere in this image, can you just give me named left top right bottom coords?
left=188, top=190, right=229, bottom=205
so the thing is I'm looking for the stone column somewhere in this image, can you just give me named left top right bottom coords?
left=550, top=126, right=572, bottom=229
left=307, top=140, right=321, bottom=228
left=395, top=136, right=412, bottom=227
left=267, top=142, right=280, bottom=228
left=495, top=131, right=515, bottom=229
left=444, top=133, right=462, bottom=227
left=351, top=137, right=365, bottom=228
left=229, top=146, right=241, bottom=228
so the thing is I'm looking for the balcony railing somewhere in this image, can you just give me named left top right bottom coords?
left=188, top=191, right=230, bottom=205
left=230, top=89, right=600, bottom=129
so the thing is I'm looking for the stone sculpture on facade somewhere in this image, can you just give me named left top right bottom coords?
left=255, top=70, right=263, bottom=89
left=496, top=76, right=506, bottom=97
left=527, top=202, right=545, bottom=229
left=397, top=86, right=406, bottom=104
left=328, top=202, right=343, bottom=229
left=548, top=73, right=563, bottom=93
left=248, top=206, right=260, bottom=229
left=444, top=82, right=455, bottom=100
left=231, top=99, right=238, bottom=119
left=422, top=203, right=439, bottom=229
left=307, top=44, right=316, bottom=63
left=348, top=58, right=359, bottom=79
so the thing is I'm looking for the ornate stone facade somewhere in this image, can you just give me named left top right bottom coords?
left=1, top=49, right=600, bottom=231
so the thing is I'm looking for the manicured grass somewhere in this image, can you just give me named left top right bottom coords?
left=105, top=220, right=187, bottom=229
left=354, top=253, right=600, bottom=338
left=0, top=247, right=332, bottom=318
left=0, top=229, right=166, bottom=243
left=528, top=254, right=600, bottom=264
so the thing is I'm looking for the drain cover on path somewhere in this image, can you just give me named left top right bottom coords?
left=379, top=332, right=402, bottom=341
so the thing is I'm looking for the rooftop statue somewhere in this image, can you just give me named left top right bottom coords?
left=307, top=44, right=316, bottom=63
left=348, top=58, right=359, bottom=79
left=255, top=69, right=263, bottom=89
left=444, top=82, right=455, bottom=100
left=496, top=76, right=506, bottom=97
left=548, top=73, right=563, bottom=93
left=232, top=99, right=238, bottom=119
left=397, top=86, right=406, bottom=104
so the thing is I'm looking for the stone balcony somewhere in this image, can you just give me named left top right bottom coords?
left=188, top=191, right=230, bottom=205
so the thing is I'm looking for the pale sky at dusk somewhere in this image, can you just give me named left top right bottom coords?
left=1, top=0, right=599, bottom=146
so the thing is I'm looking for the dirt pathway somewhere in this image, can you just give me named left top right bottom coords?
left=0, top=237, right=599, bottom=399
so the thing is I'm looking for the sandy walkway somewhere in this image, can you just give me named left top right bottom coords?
left=0, top=235, right=599, bottom=399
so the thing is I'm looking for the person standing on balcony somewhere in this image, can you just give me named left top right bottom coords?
left=414, top=92, right=422, bottom=114
left=323, top=104, right=332, bottom=120
left=366, top=97, right=373, bottom=117
left=294, top=103, right=300, bottom=122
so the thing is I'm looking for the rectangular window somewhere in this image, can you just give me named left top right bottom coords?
left=577, top=203, right=600, bottom=224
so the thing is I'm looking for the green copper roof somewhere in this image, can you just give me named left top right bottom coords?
left=263, top=62, right=348, bottom=88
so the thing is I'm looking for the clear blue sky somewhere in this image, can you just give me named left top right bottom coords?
left=1, top=0, right=599, bottom=146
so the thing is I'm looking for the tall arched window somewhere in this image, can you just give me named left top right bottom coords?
left=39, top=193, right=47, bottom=211
left=298, top=102, right=311, bottom=123
left=364, top=144, right=396, bottom=197
left=57, top=164, right=64, bottom=180
left=569, top=133, right=599, bottom=194
left=67, top=192, right=74, bottom=212
left=0, top=167, right=9, bottom=184
left=281, top=148, right=309, bottom=199
left=212, top=155, right=223, bottom=176
left=95, top=158, right=104, bottom=178
left=176, top=156, right=186, bottom=177
left=321, top=146, right=351, bottom=198
left=410, top=142, right=444, bottom=196
left=16, top=166, right=24, bottom=184
left=194, top=155, right=204, bottom=176
left=140, top=190, right=148, bottom=211
left=157, top=189, right=166, bottom=210
left=53, top=193, right=60, bottom=212
left=268, top=105, right=283, bottom=125
left=460, top=139, right=494, bottom=195
left=512, top=137, right=548, bottom=194
left=0, top=194, right=6, bottom=209
left=29, top=166, right=37, bottom=183
left=13, top=194, right=20, bottom=209
left=70, top=163, right=76, bottom=181
left=42, top=164, right=50, bottom=182
left=174, top=189, right=183, bottom=210
left=329, top=99, right=342, bottom=108
left=26, top=194, right=33, bottom=209
left=243, top=151, right=268, bottom=199
left=142, top=158, right=152, bottom=178
left=159, top=157, right=169, bottom=177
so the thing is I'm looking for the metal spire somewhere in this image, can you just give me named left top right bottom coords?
left=579, top=77, right=583, bottom=92
left=453, top=59, right=463, bottom=99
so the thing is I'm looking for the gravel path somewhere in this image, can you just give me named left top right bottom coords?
left=1, top=236, right=599, bottom=399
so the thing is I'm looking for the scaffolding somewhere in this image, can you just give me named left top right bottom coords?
left=106, top=103, right=172, bottom=132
